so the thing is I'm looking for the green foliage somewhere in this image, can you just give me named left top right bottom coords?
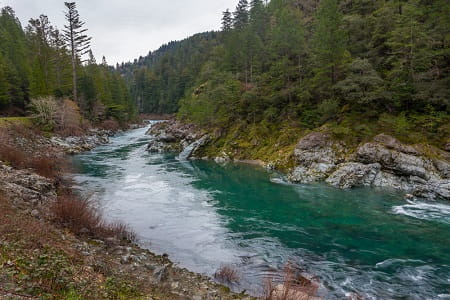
left=0, top=54, right=10, bottom=107
left=119, top=32, right=220, bottom=114
left=312, top=0, right=347, bottom=89
left=334, top=58, right=386, bottom=107
left=0, top=6, right=135, bottom=121
left=101, top=0, right=450, bottom=150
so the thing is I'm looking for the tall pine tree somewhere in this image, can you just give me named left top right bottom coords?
left=63, top=2, right=91, bottom=104
left=233, top=0, right=249, bottom=30
left=222, top=9, right=233, bottom=31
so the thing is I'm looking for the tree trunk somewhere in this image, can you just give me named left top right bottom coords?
left=70, top=21, right=77, bottom=104
left=72, top=55, right=77, bottom=103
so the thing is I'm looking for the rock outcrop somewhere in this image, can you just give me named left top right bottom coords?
left=289, top=133, right=450, bottom=200
left=146, top=120, right=209, bottom=158
left=50, top=129, right=113, bottom=154
left=288, top=132, right=348, bottom=183
left=0, top=163, right=57, bottom=219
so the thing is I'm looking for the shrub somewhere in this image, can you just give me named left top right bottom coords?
left=52, top=192, right=136, bottom=242
left=52, top=193, right=102, bottom=236
left=56, top=99, right=83, bottom=137
left=317, top=98, right=339, bottom=122
left=99, top=119, right=121, bottom=131
left=103, top=222, right=137, bottom=243
left=29, top=96, right=59, bottom=129
left=263, top=263, right=319, bottom=300
left=214, top=264, right=240, bottom=284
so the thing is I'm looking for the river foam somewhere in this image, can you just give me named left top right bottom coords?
left=392, top=199, right=450, bottom=224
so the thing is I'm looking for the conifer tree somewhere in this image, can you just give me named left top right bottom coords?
left=233, top=0, right=249, bottom=30
left=0, top=54, right=10, bottom=107
left=27, top=15, right=56, bottom=97
left=63, top=2, right=91, bottom=104
left=87, top=49, right=96, bottom=65
left=312, top=0, right=347, bottom=86
left=221, top=9, right=232, bottom=31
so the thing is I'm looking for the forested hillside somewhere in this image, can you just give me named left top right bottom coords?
left=0, top=6, right=134, bottom=122
left=118, top=32, right=220, bottom=113
left=124, top=0, right=449, bottom=148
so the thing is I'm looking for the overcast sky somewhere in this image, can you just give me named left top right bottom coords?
left=1, top=0, right=238, bottom=64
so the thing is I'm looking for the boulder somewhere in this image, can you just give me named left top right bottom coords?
left=289, top=133, right=450, bottom=200
left=289, top=164, right=335, bottom=183
left=147, top=140, right=173, bottom=153
left=356, top=142, right=432, bottom=179
left=433, top=159, right=450, bottom=179
left=373, top=134, right=419, bottom=155
left=326, top=163, right=381, bottom=189
left=413, top=179, right=450, bottom=200
left=146, top=120, right=207, bottom=156
left=289, top=132, right=347, bottom=183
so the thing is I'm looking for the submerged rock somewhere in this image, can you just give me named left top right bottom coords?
left=214, top=152, right=231, bottom=164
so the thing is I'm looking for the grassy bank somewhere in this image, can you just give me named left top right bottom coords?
left=0, top=117, right=33, bottom=128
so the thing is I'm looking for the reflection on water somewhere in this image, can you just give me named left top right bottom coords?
left=72, top=124, right=450, bottom=299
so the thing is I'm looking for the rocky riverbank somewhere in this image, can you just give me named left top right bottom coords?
left=0, top=123, right=255, bottom=299
left=145, top=119, right=450, bottom=201
left=0, top=161, right=254, bottom=299
left=49, top=129, right=114, bottom=154
left=288, top=132, right=449, bottom=201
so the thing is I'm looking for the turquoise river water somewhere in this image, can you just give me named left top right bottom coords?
left=72, top=124, right=450, bottom=299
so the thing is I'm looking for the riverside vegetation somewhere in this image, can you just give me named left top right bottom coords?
left=0, top=0, right=449, bottom=299
left=124, top=0, right=449, bottom=200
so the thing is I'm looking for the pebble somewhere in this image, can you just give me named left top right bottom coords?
left=30, top=209, right=40, bottom=218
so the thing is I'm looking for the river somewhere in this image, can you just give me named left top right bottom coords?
left=72, top=123, right=450, bottom=299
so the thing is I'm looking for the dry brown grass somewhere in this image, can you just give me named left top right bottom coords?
left=51, top=191, right=136, bottom=242
left=214, top=264, right=241, bottom=284
left=0, top=194, right=76, bottom=255
left=0, top=125, right=69, bottom=180
left=0, top=142, right=68, bottom=180
left=29, top=155, right=68, bottom=179
left=263, top=263, right=319, bottom=300
left=0, top=143, right=27, bottom=168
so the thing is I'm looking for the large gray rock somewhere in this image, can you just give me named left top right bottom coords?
left=293, top=132, right=346, bottom=166
left=289, top=164, right=335, bottom=183
left=326, top=163, right=381, bottom=189
left=0, top=163, right=57, bottom=214
left=147, top=140, right=175, bottom=153
left=356, top=142, right=435, bottom=180
left=413, top=179, right=450, bottom=200
left=372, top=134, right=419, bottom=155
left=146, top=120, right=210, bottom=159
left=289, top=132, right=450, bottom=200
left=289, top=132, right=347, bottom=183
left=433, top=159, right=450, bottom=179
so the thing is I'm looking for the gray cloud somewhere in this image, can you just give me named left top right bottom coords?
left=2, top=0, right=238, bottom=64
